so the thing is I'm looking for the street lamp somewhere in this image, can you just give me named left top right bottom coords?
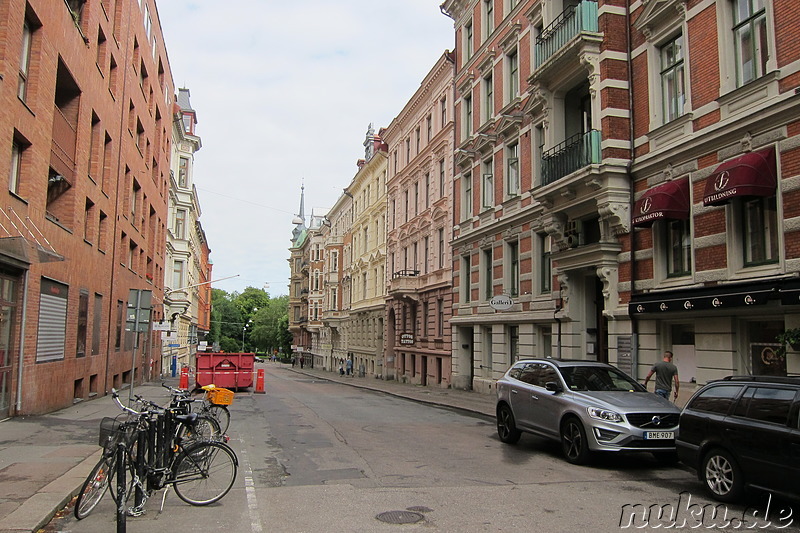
left=241, top=320, right=252, bottom=352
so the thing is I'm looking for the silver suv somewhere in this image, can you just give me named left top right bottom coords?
left=496, top=359, right=681, bottom=464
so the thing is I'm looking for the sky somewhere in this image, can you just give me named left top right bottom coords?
left=155, top=1, right=455, bottom=296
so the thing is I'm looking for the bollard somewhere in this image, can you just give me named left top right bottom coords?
left=179, top=367, right=189, bottom=389
left=254, top=368, right=266, bottom=394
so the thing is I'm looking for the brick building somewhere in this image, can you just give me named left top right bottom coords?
left=0, top=0, right=175, bottom=414
left=384, top=52, right=456, bottom=386
left=442, top=0, right=633, bottom=392
left=626, top=0, right=800, bottom=387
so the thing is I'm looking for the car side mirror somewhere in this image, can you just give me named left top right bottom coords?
left=545, top=381, right=563, bottom=393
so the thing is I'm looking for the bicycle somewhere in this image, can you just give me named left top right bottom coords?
left=163, top=383, right=232, bottom=434
left=75, top=389, right=237, bottom=519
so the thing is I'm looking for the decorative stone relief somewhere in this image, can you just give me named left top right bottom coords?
left=596, top=266, right=619, bottom=319
left=598, top=200, right=631, bottom=235
left=557, top=273, right=570, bottom=311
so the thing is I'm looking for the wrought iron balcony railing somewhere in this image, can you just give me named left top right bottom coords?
left=534, top=0, right=598, bottom=67
left=541, top=130, right=601, bottom=186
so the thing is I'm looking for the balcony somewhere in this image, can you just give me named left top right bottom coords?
left=50, top=107, right=77, bottom=182
left=532, top=1, right=601, bottom=86
left=388, top=269, right=421, bottom=300
left=541, top=130, right=600, bottom=186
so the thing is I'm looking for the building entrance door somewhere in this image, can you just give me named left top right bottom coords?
left=0, top=275, right=19, bottom=418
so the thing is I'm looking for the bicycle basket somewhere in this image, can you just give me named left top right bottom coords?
left=206, top=387, right=234, bottom=405
left=98, top=417, right=123, bottom=447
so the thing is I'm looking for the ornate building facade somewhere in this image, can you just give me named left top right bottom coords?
left=384, top=52, right=456, bottom=386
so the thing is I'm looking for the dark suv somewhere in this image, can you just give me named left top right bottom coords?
left=676, top=376, right=800, bottom=502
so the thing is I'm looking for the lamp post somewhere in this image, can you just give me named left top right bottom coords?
left=241, top=320, right=251, bottom=352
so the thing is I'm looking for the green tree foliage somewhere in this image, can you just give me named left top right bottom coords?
left=207, top=287, right=289, bottom=354
left=251, top=295, right=290, bottom=354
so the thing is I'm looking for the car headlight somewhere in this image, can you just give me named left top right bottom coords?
left=587, top=407, right=623, bottom=423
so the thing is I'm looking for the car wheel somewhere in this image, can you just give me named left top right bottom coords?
left=561, top=417, right=591, bottom=465
left=496, top=404, right=521, bottom=444
left=701, top=448, right=743, bottom=503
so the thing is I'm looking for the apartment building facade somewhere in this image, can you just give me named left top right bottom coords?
left=345, top=127, right=388, bottom=378
left=625, top=0, right=800, bottom=386
left=384, top=52, right=456, bottom=386
left=442, top=0, right=633, bottom=392
left=0, top=0, right=174, bottom=414
left=319, top=190, right=352, bottom=372
left=164, top=88, right=205, bottom=374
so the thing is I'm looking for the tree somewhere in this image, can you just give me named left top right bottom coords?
left=251, top=295, right=289, bottom=353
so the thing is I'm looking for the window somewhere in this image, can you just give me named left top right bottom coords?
left=688, top=385, right=742, bottom=414
left=84, top=198, right=95, bottom=242
left=464, top=94, right=473, bottom=137
left=422, top=301, right=428, bottom=337
left=437, top=298, right=444, bottom=337
left=426, top=114, right=432, bottom=141
left=76, top=290, right=88, bottom=357
left=439, top=159, right=446, bottom=198
left=406, top=138, right=411, bottom=163
left=461, top=255, right=471, bottom=303
left=661, top=34, right=685, bottom=122
left=540, top=233, right=552, bottom=293
left=92, top=293, right=102, bottom=355
left=483, top=248, right=493, bottom=300
left=507, top=325, right=519, bottom=362
left=462, top=172, right=473, bottom=219
left=424, top=236, right=429, bottom=274
left=98, top=211, right=108, bottom=252
left=18, top=19, right=34, bottom=101
left=115, top=300, right=123, bottom=350
left=9, top=138, right=26, bottom=195
left=414, top=181, right=419, bottom=216
left=441, top=96, right=447, bottom=127
left=438, top=228, right=445, bottom=269
left=37, top=278, right=68, bottom=362
left=666, top=218, right=691, bottom=277
left=415, top=127, right=421, bottom=153
left=482, top=162, right=494, bottom=209
left=734, top=387, right=794, bottom=425
left=465, top=20, right=474, bottom=61
left=484, top=0, right=495, bottom=37
left=733, top=0, right=768, bottom=86
left=425, top=173, right=430, bottom=209
left=130, top=179, right=140, bottom=220
left=506, top=240, right=519, bottom=296
left=742, top=196, right=778, bottom=266
left=506, top=50, right=519, bottom=102
left=506, top=142, right=519, bottom=196
left=172, top=260, right=184, bottom=289
left=483, top=72, right=493, bottom=123
left=178, top=156, right=189, bottom=187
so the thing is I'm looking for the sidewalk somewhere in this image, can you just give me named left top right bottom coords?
left=286, top=364, right=496, bottom=418
left=0, top=367, right=494, bottom=533
left=0, top=382, right=174, bottom=533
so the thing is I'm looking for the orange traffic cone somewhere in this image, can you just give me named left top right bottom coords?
left=254, top=368, right=266, bottom=394
left=179, top=367, right=189, bottom=389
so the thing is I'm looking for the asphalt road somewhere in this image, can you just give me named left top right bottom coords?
left=43, top=365, right=799, bottom=532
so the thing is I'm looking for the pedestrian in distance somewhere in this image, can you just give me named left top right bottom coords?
left=299, top=354, right=304, bottom=369
left=339, top=361, right=344, bottom=376
left=644, top=350, right=679, bottom=401
left=346, top=358, right=353, bottom=376
left=291, top=356, right=296, bottom=367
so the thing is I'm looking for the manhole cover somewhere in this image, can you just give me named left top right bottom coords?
left=375, top=510, right=424, bottom=524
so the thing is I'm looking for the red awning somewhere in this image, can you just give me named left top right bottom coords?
left=702, top=146, right=776, bottom=206
left=632, top=177, right=690, bottom=228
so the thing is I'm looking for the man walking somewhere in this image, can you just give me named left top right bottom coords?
left=644, top=351, right=679, bottom=401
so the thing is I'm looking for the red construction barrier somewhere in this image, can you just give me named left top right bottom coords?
left=254, top=368, right=265, bottom=394
left=195, top=353, right=255, bottom=390
left=179, top=367, right=189, bottom=389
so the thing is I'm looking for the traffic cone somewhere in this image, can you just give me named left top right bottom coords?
left=254, top=368, right=266, bottom=394
left=179, top=367, right=189, bottom=389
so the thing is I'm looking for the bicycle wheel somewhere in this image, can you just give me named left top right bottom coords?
left=74, top=456, right=114, bottom=519
left=205, top=404, right=230, bottom=433
left=180, top=415, right=220, bottom=446
left=172, top=441, right=238, bottom=506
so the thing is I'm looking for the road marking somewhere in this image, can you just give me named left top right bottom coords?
left=238, top=440, right=264, bottom=532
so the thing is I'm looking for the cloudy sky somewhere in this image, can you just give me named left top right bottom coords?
left=155, top=2, right=454, bottom=296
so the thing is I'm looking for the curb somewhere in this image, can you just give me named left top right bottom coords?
left=1, top=450, right=101, bottom=533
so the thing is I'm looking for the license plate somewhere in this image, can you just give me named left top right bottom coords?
left=644, top=431, right=674, bottom=440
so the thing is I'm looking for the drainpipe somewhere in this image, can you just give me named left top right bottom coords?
left=625, top=2, right=639, bottom=376
left=15, top=270, right=29, bottom=413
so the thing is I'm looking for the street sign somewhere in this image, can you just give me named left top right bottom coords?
left=167, top=343, right=180, bottom=347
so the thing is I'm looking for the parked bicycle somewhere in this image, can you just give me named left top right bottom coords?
left=74, top=389, right=237, bottom=520
left=162, top=383, right=233, bottom=433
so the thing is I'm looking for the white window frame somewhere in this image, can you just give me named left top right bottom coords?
left=505, top=48, right=519, bottom=104
left=506, top=142, right=519, bottom=197
left=462, top=172, right=473, bottom=221
left=483, top=71, right=494, bottom=124
left=482, top=157, right=494, bottom=209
